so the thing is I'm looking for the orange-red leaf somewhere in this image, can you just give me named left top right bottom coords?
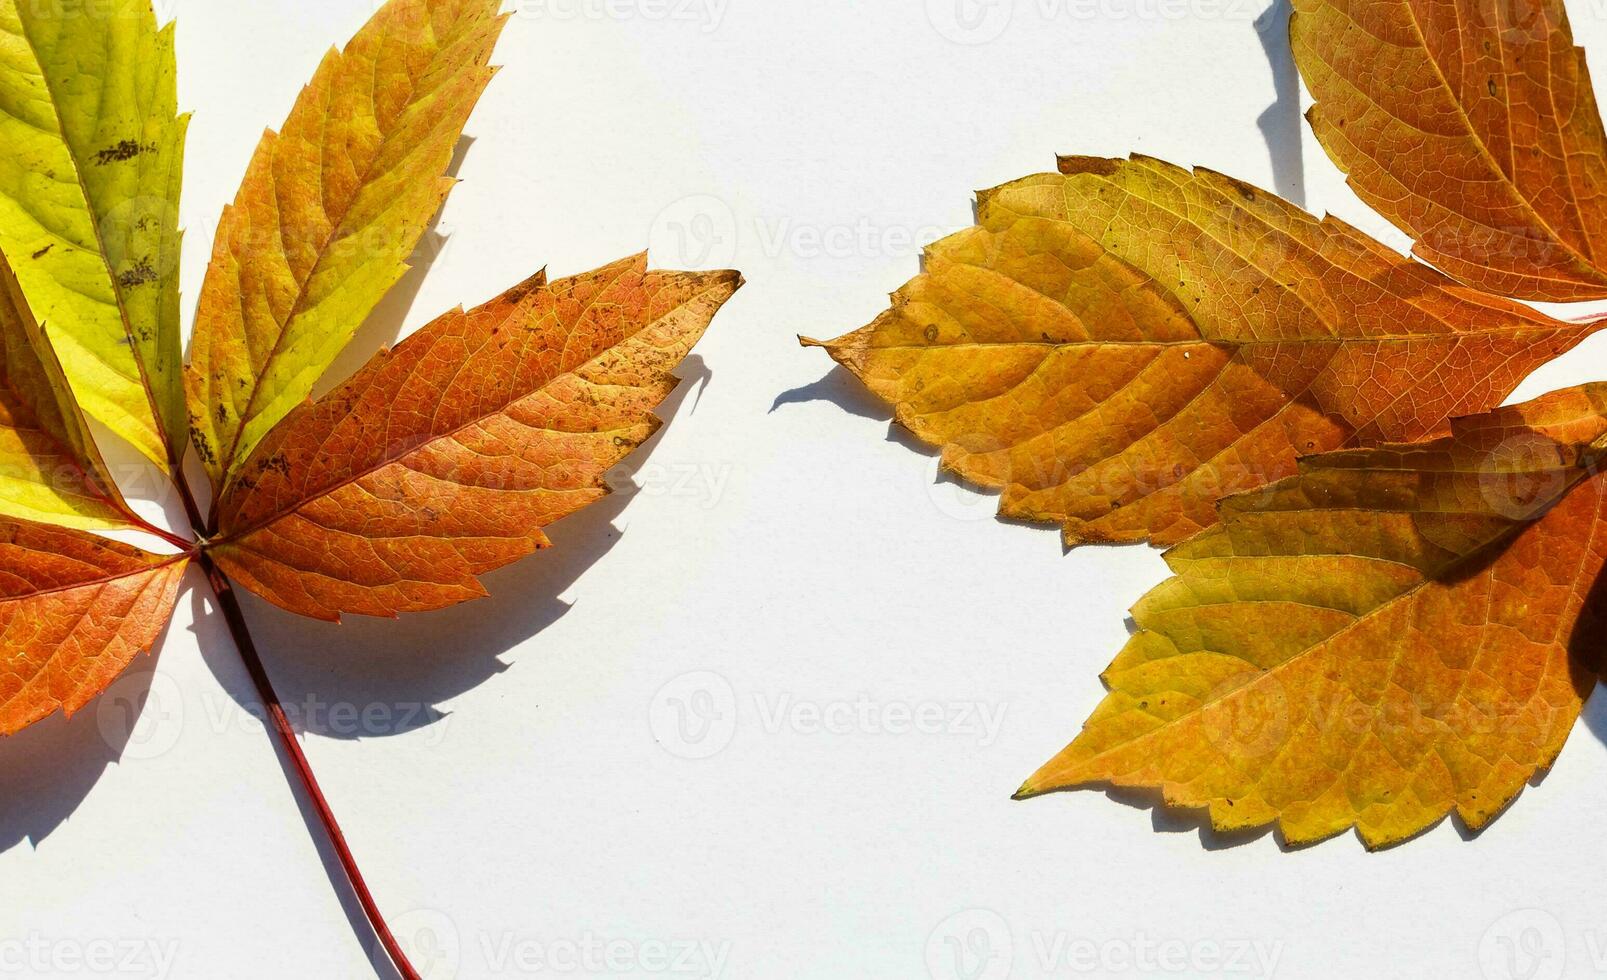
left=1292, top=0, right=1607, bottom=300
left=207, top=255, right=740, bottom=621
left=809, top=156, right=1604, bottom=547
left=1018, top=385, right=1607, bottom=847
left=0, top=521, right=185, bottom=734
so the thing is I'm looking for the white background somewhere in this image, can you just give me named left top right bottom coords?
left=3, top=0, right=1607, bottom=977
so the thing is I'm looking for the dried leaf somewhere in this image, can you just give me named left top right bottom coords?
left=1292, top=0, right=1607, bottom=300
left=187, top=0, right=508, bottom=490
left=0, top=520, right=186, bottom=734
left=0, top=0, right=189, bottom=466
left=0, top=250, right=134, bottom=529
left=1017, top=385, right=1607, bottom=848
left=808, top=156, right=1604, bottom=547
left=208, top=255, right=740, bottom=621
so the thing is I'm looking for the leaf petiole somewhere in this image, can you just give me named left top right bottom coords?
left=176, top=467, right=424, bottom=980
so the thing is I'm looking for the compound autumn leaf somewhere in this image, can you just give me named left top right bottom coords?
left=807, top=0, right=1607, bottom=845
left=0, top=3, right=740, bottom=969
left=0, top=0, right=740, bottom=738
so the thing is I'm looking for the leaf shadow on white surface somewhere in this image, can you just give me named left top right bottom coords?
left=770, top=364, right=890, bottom=423
left=194, top=356, right=713, bottom=743
left=0, top=679, right=158, bottom=853
left=772, top=365, right=970, bottom=477
left=1061, top=768, right=1563, bottom=852
left=0, top=586, right=193, bottom=853
left=1254, top=0, right=1305, bottom=208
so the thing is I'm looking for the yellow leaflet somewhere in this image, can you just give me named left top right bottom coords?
left=0, top=0, right=188, bottom=468
left=0, top=252, right=132, bottom=529
left=187, top=0, right=508, bottom=490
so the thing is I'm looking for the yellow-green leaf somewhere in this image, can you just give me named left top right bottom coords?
left=187, top=0, right=508, bottom=491
left=0, top=0, right=188, bottom=467
left=1018, top=385, right=1607, bottom=848
left=0, top=249, right=133, bottom=529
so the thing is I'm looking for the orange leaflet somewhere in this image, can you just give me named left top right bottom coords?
left=1018, top=385, right=1607, bottom=848
left=0, top=520, right=186, bottom=734
left=208, top=255, right=741, bottom=621
left=809, top=156, right=1604, bottom=547
left=1293, top=0, right=1607, bottom=300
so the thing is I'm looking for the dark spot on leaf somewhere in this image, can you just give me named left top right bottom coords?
left=189, top=427, right=217, bottom=466
left=30, top=244, right=52, bottom=260
left=923, top=324, right=939, bottom=342
left=94, top=139, right=155, bottom=165
left=118, top=258, right=158, bottom=288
